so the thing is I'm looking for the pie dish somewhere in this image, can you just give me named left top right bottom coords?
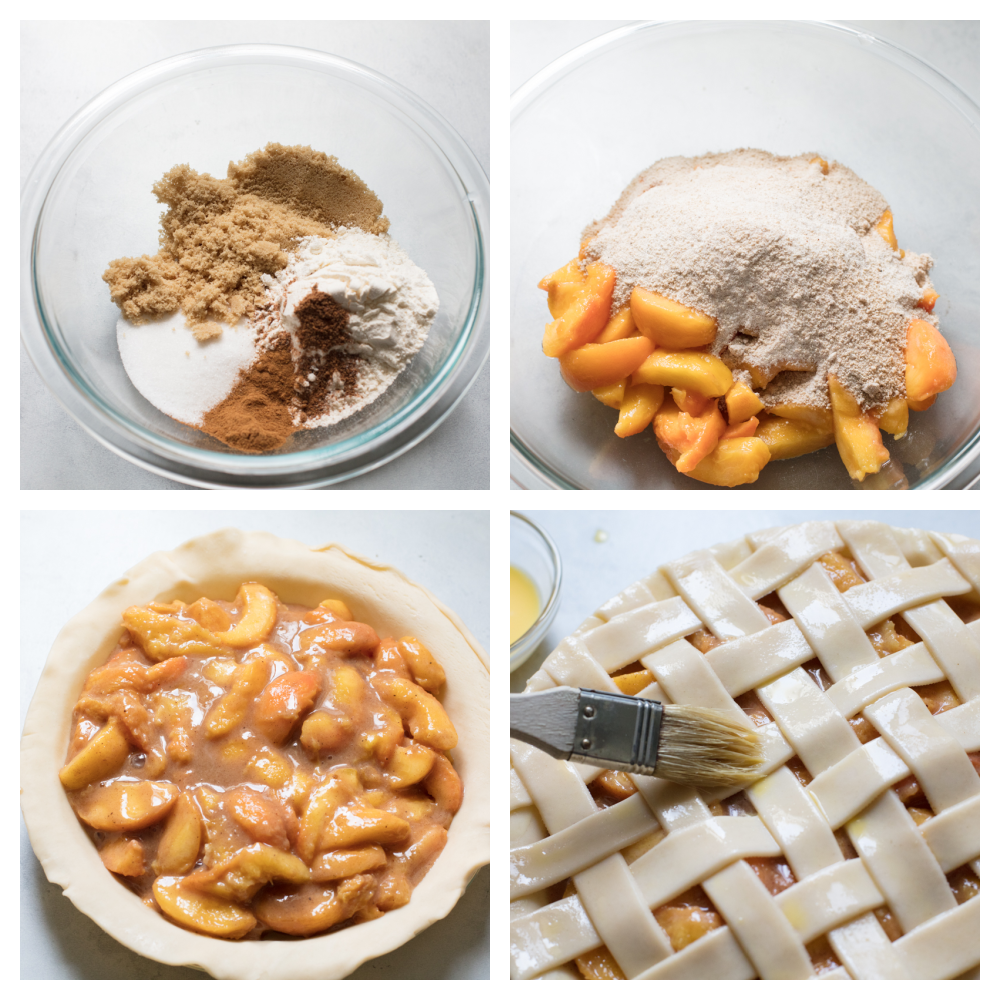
left=510, top=520, right=979, bottom=979
left=22, top=529, right=489, bottom=979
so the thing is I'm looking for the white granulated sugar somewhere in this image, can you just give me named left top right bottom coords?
left=117, top=314, right=256, bottom=425
left=584, top=149, right=936, bottom=409
left=256, top=226, right=439, bottom=427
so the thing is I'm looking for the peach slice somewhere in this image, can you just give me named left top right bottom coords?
left=424, top=753, right=464, bottom=812
left=319, top=598, right=353, bottom=620
left=542, top=262, right=615, bottom=358
left=154, top=792, right=202, bottom=875
left=311, top=845, right=386, bottom=882
left=905, top=318, right=956, bottom=406
left=254, top=876, right=376, bottom=937
left=398, top=637, right=446, bottom=694
left=875, top=208, right=898, bottom=251
left=652, top=397, right=726, bottom=474
left=828, top=374, right=889, bottom=480
left=720, top=415, right=759, bottom=439
left=539, top=258, right=586, bottom=319
left=300, top=710, right=352, bottom=755
left=630, top=287, right=717, bottom=349
left=122, top=607, right=225, bottom=660
left=632, top=349, right=733, bottom=397
left=74, top=780, right=179, bottom=832
left=184, top=843, right=309, bottom=903
left=671, top=387, right=711, bottom=416
left=756, top=414, right=835, bottom=461
left=319, top=807, right=411, bottom=851
left=185, top=597, right=232, bottom=631
left=686, top=437, right=771, bottom=487
left=371, top=675, right=458, bottom=751
left=592, top=380, right=626, bottom=409
left=59, top=717, right=131, bottom=791
left=917, top=288, right=939, bottom=313
left=387, top=742, right=437, bottom=789
left=100, top=836, right=145, bottom=878
left=595, top=306, right=637, bottom=344
left=765, top=403, right=834, bottom=433
left=559, top=336, right=655, bottom=392
left=614, top=384, right=664, bottom=438
left=878, top=398, right=909, bottom=438
left=724, top=382, right=764, bottom=424
left=203, top=656, right=270, bottom=738
left=154, top=876, right=256, bottom=939
left=252, top=670, right=321, bottom=745
left=213, top=583, right=277, bottom=648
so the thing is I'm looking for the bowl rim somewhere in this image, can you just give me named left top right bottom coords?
left=509, top=19, right=980, bottom=492
left=21, top=42, right=490, bottom=489
left=510, top=512, right=563, bottom=668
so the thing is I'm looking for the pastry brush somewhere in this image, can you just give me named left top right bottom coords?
left=510, top=688, right=763, bottom=786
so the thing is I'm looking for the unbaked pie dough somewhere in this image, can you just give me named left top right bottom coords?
left=510, top=521, right=979, bottom=980
left=22, top=529, right=489, bottom=980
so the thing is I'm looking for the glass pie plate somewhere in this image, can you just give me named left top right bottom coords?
left=510, top=20, right=979, bottom=490
left=22, top=44, right=489, bottom=489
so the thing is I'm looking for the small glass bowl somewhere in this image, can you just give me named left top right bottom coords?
left=511, top=20, right=979, bottom=490
left=22, top=44, right=489, bottom=489
left=510, top=512, right=562, bottom=672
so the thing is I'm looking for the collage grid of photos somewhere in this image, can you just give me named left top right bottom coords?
left=20, top=18, right=979, bottom=982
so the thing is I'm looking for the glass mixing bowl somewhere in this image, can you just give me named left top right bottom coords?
left=511, top=21, right=978, bottom=490
left=22, top=44, right=489, bottom=489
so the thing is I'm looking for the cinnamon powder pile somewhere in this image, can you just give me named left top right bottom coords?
left=199, top=288, right=358, bottom=453
left=103, top=144, right=389, bottom=341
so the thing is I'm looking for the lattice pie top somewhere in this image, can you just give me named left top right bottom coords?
left=510, top=521, right=979, bottom=980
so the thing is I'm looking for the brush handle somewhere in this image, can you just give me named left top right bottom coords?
left=510, top=688, right=663, bottom=775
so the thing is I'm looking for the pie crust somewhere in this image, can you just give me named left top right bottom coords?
left=22, top=529, right=489, bottom=980
left=510, top=520, right=979, bottom=980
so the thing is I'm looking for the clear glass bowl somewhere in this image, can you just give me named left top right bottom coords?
left=22, top=44, right=489, bottom=489
left=510, top=512, right=562, bottom=673
left=511, top=21, right=979, bottom=490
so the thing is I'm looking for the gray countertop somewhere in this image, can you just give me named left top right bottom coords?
left=21, top=511, right=489, bottom=979
left=21, top=20, right=489, bottom=490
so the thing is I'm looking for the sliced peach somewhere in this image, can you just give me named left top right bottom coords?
left=319, top=807, right=410, bottom=851
left=592, top=380, right=626, bottom=408
left=595, top=306, right=637, bottom=344
left=539, top=258, right=587, bottom=319
left=59, top=717, right=131, bottom=791
left=542, top=262, right=615, bottom=358
left=875, top=208, right=898, bottom=251
left=878, top=398, right=909, bottom=438
left=154, top=792, right=202, bottom=876
left=686, top=437, right=771, bottom=487
left=300, top=709, right=352, bottom=755
left=765, top=403, right=834, bottom=433
left=386, top=742, right=437, bottom=789
left=398, top=638, right=446, bottom=694
left=756, top=414, right=835, bottom=460
left=720, top=415, right=759, bottom=439
left=122, top=607, right=225, bottom=660
left=319, top=598, right=353, bottom=620
left=614, top=384, right=663, bottom=438
left=538, top=257, right=584, bottom=292
left=154, top=876, right=256, bottom=939
left=810, top=157, right=829, bottom=175
left=559, top=336, right=654, bottom=392
left=223, top=786, right=289, bottom=850
left=203, top=656, right=270, bottom=738
left=74, top=780, right=179, bottom=832
left=632, top=349, right=732, bottom=397
left=724, top=381, right=764, bottom=424
left=311, top=845, right=386, bottom=881
left=254, top=876, right=375, bottom=937
left=185, top=597, right=232, bottom=632
left=917, top=288, right=939, bottom=313
left=100, top=836, right=145, bottom=878
left=909, top=394, right=937, bottom=412
left=670, top=387, right=711, bottom=416
left=630, top=287, right=716, bottom=349
left=905, top=318, right=956, bottom=405
left=184, top=843, right=309, bottom=902
left=651, top=397, right=726, bottom=474
left=828, top=374, right=889, bottom=481
left=370, top=675, right=458, bottom=751
left=214, top=583, right=277, bottom=648
left=300, top=620, right=379, bottom=657
left=424, top=753, right=464, bottom=813
left=252, top=670, right=321, bottom=745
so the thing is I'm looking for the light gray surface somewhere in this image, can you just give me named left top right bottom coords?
left=21, top=21, right=489, bottom=490
left=21, top=511, right=489, bottom=979
left=510, top=510, right=979, bottom=690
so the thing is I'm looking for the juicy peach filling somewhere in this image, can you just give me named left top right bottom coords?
left=60, top=586, right=462, bottom=940
left=539, top=211, right=956, bottom=486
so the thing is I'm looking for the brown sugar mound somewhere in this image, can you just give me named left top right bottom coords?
left=103, top=144, right=389, bottom=341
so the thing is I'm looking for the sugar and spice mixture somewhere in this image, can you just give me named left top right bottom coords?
left=104, top=144, right=437, bottom=453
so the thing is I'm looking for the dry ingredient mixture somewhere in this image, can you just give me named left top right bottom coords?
left=105, top=145, right=438, bottom=453
left=583, top=149, right=936, bottom=410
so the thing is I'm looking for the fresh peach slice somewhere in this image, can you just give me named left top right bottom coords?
left=630, top=287, right=717, bottom=349
left=765, top=403, right=834, bottom=433
left=878, top=398, right=909, bottom=438
left=875, top=208, right=898, bottom=251
left=614, top=384, right=663, bottom=438
left=632, top=349, right=732, bottom=397
left=154, top=876, right=257, bottom=939
left=917, top=288, right=939, bottom=313
left=724, top=382, right=764, bottom=424
left=311, top=845, right=386, bottom=881
left=559, top=336, right=655, bottom=392
left=213, top=583, right=277, bottom=648
left=59, top=717, right=131, bottom=791
left=592, top=380, right=626, bottom=409
left=828, top=374, right=889, bottom=480
left=595, top=306, right=637, bottom=344
left=756, top=414, right=835, bottom=460
left=905, top=318, right=956, bottom=405
left=720, top=415, right=759, bottom=439
left=539, top=258, right=587, bottom=320
left=538, top=258, right=584, bottom=292
left=74, top=780, right=179, bottom=831
left=542, top=262, right=615, bottom=358
left=687, top=437, right=771, bottom=487
left=252, top=670, right=321, bottom=745
left=651, top=397, right=726, bottom=474
left=670, top=387, right=711, bottom=416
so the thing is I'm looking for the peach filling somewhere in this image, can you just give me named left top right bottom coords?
left=60, top=585, right=462, bottom=940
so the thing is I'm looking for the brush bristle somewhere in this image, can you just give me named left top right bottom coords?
left=654, top=705, right=764, bottom=786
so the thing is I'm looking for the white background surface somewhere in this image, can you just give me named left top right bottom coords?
left=20, top=511, right=489, bottom=979
left=20, top=21, right=489, bottom=490
left=510, top=509, right=980, bottom=689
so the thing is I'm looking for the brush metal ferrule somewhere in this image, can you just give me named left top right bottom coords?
left=570, top=689, right=663, bottom=776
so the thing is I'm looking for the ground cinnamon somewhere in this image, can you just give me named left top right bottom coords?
left=293, top=288, right=358, bottom=421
